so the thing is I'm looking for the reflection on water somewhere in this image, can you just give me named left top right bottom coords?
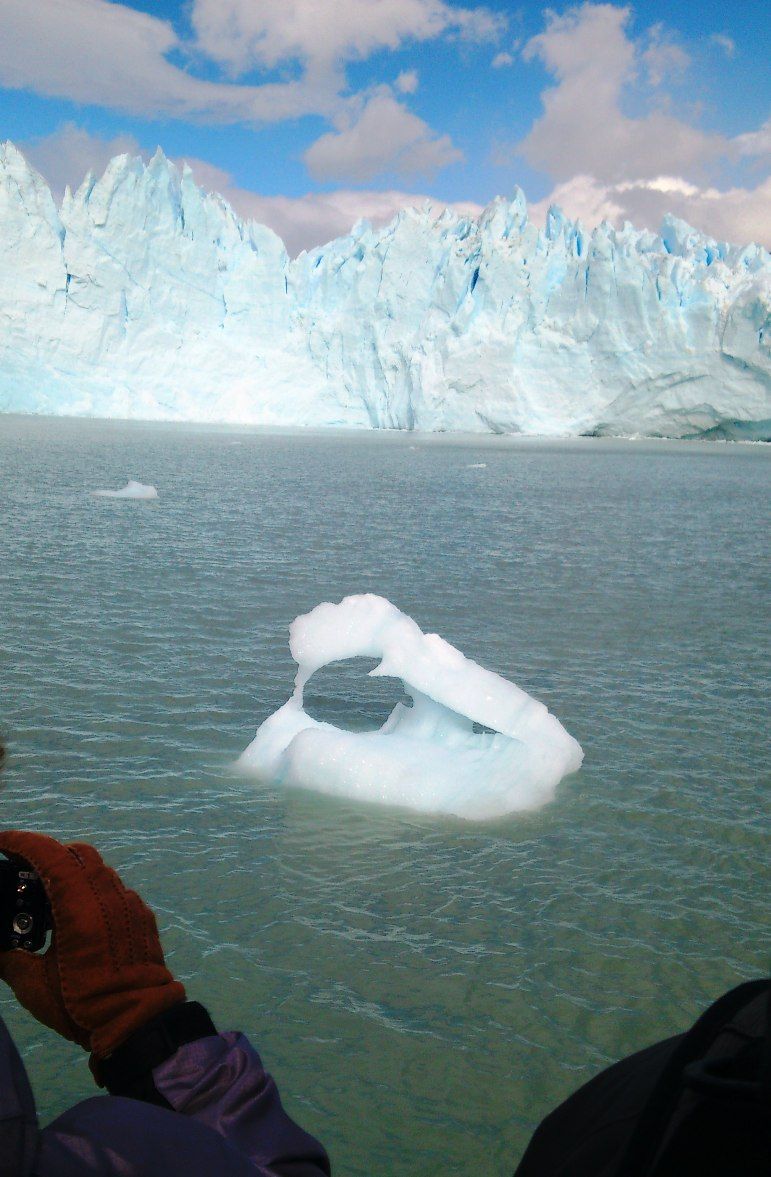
left=0, top=416, right=768, bottom=1175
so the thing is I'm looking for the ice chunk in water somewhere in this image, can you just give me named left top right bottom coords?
left=93, top=480, right=158, bottom=499
left=238, top=594, right=583, bottom=820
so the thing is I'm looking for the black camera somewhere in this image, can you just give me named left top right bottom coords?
left=0, top=858, right=52, bottom=952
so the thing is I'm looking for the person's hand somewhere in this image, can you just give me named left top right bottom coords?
left=0, top=831, right=185, bottom=1059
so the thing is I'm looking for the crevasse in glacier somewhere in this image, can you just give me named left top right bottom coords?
left=237, top=594, right=584, bottom=820
left=1, top=141, right=769, bottom=439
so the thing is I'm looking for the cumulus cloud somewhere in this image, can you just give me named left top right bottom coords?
left=161, top=151, right=485, bottom=254
left=304, top=90, right=463, bottom=182
left=517, top=4, right=727, bottom=184
left=492, top=51, right=513, bottom=68
left=642, top=23, right=690, bottom=88
left=211, top=184, right=484, bottom=255
left=20, top=122, right=141, bottom=197
left=0, top=0, right=497, bottom=181
left=0, top=0, right=326, bottom=123
left=734, top=119, right=771, bottom=167
left=528, top=174, right=771, bottom=250
left=508, top=3, right=770, bottom=248
left=190, top=0, right=504, bottom=76
left=395, top=69, right=419, bottom=93
left=16, top=123, right=482, bottom=255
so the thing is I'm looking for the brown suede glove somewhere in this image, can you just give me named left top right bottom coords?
left=0, top=831, right=185, bottom=1060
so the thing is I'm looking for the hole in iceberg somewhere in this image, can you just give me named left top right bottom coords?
left=471, top=721, right=498, bottom=736
left=303, top=657, right=411, bottom=732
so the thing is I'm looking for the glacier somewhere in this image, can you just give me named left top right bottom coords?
left=1, top=141, right=769, bottom=439
left=237, top=594, right=584, bottom=820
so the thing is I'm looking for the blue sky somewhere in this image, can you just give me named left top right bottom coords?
left=0, top=0, right=768, bottom=251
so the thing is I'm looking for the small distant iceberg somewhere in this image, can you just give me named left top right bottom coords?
left=237, top=594, right=583, bottom=820
left=93, top=480, right=158, bottom=500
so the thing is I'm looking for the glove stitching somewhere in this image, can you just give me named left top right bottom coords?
left=99, top=875, right=124, bottom=971
left=46, top=949, right=86, bottom=1045
left=41, top=850, right=110, bottom=1015
left=138, top=897, right=152, bottom=965
left=113, top=875, right=135, bottom=969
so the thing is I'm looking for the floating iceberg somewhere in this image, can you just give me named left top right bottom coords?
left=93, top=480, right=158, bottom=499
left=238, top=594, right=583, bottom=820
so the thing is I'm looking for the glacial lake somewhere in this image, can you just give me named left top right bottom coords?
left=1, top=414, right=768, bottom=1176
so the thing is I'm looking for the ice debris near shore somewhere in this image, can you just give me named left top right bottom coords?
left=93, top=480, right=158, bottom=499
left=238, top=594, right=583, bottom=820
left=1, top=142, right=768, bottom=440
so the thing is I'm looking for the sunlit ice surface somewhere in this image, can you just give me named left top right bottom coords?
left=238, top=594, right=583, bottom=818
left=0, top=416, right=768, bottom=1176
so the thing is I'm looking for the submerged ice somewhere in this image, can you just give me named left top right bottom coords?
left=1, top=142, right=769, bottom=440
left=238, top=594, right=583, bottom=820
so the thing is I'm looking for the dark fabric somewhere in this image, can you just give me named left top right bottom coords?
left=153, top=1032, right=331, bottom=1177
left=36, top=1097, right=263, bottom=1177
left=0, top=1014, right=330, bottom=1176
left=515, top=979, right=771, bottom=1177
left=0, top=1017, right=38, bottom=1177
left=515, top=1033, right=683, bottom=1177
left=98, top=1000, right=217, bottom=1098
left=646, top=990, right=771, bottom=1176
left=615, top=978, right=769, bottom=1176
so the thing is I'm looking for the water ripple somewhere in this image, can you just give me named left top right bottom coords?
left=0, top=417, right=768, bottom=1175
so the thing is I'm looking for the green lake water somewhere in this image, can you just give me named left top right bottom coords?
left=1, top=415, right=768, bottom=1175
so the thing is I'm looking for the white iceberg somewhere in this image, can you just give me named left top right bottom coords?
left=93, top=480, right=158, bottom=499
left=238, top=594, right=583, bottom=820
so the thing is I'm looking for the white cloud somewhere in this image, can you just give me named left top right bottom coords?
left=492, top=52, right=513, bottom=68
left=509, top=5, right=771, bottom=250
left=16, top=123, right=481, bottom=255
left=0, top=0, right=501, bottom=128
left=0, top=0, right=327, bottom=123
left=165, top=153, right=483, bottom=255
left=20, top=122, right=141, bottom=197
left=190, top=0, right=504, bottom=76
left=0, top=0, right=494, bottom=183
left=734, top=119, right=771, bottom=166
left=528, top=173, right=771, bottom=249
left=711, top=33, right=736, bottom=58
left=642, top=23, right=690, bottom=88
left=304, top=90, right=463, bottom=182
left=203, top=183, right=484, bottom=255
left=395, top=69, right=419, bottom=94
left=518, top=3, right=727, bottom=184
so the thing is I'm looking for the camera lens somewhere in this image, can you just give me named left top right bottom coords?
left=12, top=912, right=34, bottom=935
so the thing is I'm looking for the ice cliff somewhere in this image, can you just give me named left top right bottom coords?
left=1, top=142, right=769, bottom=439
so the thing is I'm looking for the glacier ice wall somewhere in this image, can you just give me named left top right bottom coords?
left=1, top=142, right=769, bottom=439
left=238, top=594, right=584, bottom=819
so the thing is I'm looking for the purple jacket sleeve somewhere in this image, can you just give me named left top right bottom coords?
left=36, top=1033, right=330, bottom=1177
left=152, top=1032, right=331, bottom=1177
